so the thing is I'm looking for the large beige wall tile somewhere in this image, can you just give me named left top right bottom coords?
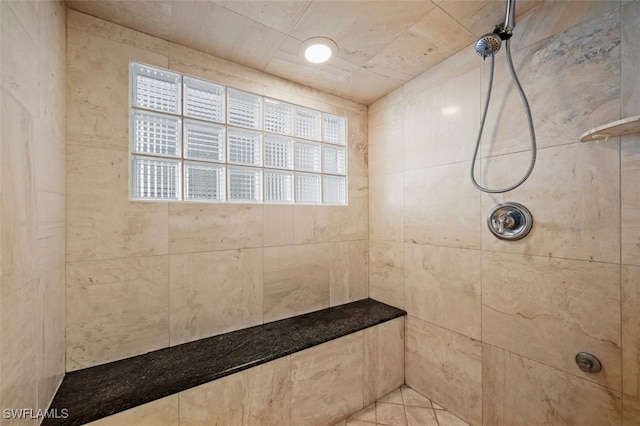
left=66, top=256, right=169, bottom=370
left=1, top=89, right=37, bottom=298
left=36, top=227, right=65, bottom=281
left=623, top=265, right=640, bottom=397
left=37, top=268, right=65, bottom=411
left=0, top=283, right=38, bottom=426
left=364, top=317, right=404, bottom=406
left=264, top=244, right=330, bottom=322
left=329, top=240, right=368, bottom=307
left=483, top=252, right=621, bottom=390
left=404, top=69, right=479, bottom=171
left=511, top=0, right=620, bottom=51
left=168, top=203, right=263, bottom=254
left=479, top=7, right=619, bottom=157
left=405, top=244, right=481, bottom=340
left=404, top=163, right=481, bottom=249
left=35, top=3, right=66, bottom=196
left=325, top=176, right=369, bottom=242
left=215, top=1, right=310, bottom=34
left=67, top=1, right=172, bottom=41
left=369, top=241, right=404, bottom=309
left=401, top=42, right=478, bottom=99
left=170, top=249, right=263, bottom=346
left=367, top=7, right=475, bottom=83
left=291, top=333, right=364, bottom=426
left=263, top=205, right=329, bottom=246
left=66, top=145, right=168, bottom=262
left=624, top=395, right=640, bottom=426
left=437, top=0, right=540, bottom=40
left=36, top=191, right=64, bottom=242
left=85, top=394, right=179, bottom=426
left=170, top=1, right=287, bottom=71
left=622, top=1, right=640, bottom=116
left=622, top=136, right=640, bottom=266
left=1, top=0, right=39, bottom=112
left=180, top=357, right=290, bottom=426
left=483, top=344, right=622, bottom=426
left=67, top=12, right=169, bottom=152
left=369, top=173, right=403, bottom=242
left=481, top=142, right=620, bottom=263
left=344, top=108, right=368, bottom=178
left=368, top=101, right=403, bottom=176
left=405, top=316, right=482, bottom=425
left=67, top=8, right=169, bottom=54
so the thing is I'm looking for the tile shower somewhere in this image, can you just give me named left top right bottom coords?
left=1, top=1, right=639, bottom=426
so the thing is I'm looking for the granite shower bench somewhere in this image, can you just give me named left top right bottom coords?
left=43, top=298, right=406, bottom=426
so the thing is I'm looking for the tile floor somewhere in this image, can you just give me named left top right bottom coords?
left=335, top=385, right=470, bottom=426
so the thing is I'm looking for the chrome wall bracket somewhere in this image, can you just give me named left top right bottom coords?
left=487, top=202, right=533, bottom=240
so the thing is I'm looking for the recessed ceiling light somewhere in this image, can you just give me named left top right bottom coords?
left=300, top=37, right=338, bottom=64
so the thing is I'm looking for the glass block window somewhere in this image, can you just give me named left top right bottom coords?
left=228, top=167, right=262, bottom=202
left=264, top=99, right=293, bottom=135
left=295, top=106, right=321, bottom=140
left=131, top=110, right=181, bottom=157
left=130, top=61, right=347, bottom=204
left=131, top=63, right=181, bottom=114
left=184, top=120, right=225, bottom=162
left=131, top=156, right=180, bottom=200
left=185, top=163, right=225, bottom=201
left=322, top=113, right=346, bottom=145
left=296, top=141, right=321, bottom=172
left=296, top=173, right=321, bottom=204
left=228, top=128, right=262, bottom=166
left=184, top=76, right=225, bottom=123
left=323, top=175, right=346, bottom=204
left=265, top=170, right=293, bottom=203
left=227, top=88, right=262, bottom=130
left=264, top=135, right=294, bottom=169
left=322, top=145, right=346, bottom=175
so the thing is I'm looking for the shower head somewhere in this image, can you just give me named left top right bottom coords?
left=475, top=33, right=502, bottom=59
left=474, top=0, right=517, bottom=59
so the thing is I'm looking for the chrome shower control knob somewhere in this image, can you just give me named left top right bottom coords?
left=487, top=202, right=533, bottom=240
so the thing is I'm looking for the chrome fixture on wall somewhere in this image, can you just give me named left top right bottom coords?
left=470, top=0, right=537, bottom=194
left=575, top=352, right=602, bottom=374
left=487, top=202, right=532, bottom=240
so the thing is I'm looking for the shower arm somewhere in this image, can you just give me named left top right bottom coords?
left=503, top=0, right=516, bottom=35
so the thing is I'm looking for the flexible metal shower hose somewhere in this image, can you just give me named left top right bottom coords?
left=470, top=39, right=537, bottom=193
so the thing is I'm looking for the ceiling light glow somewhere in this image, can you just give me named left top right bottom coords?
left=300, top=37, right=337, bottom=64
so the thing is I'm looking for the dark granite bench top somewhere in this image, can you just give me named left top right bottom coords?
left=44, top=298, right=405, bottom=426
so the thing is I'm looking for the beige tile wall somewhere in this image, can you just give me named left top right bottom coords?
left=84, top=318, right=404, bottom=426
left=65, top=10, right=369, bottom=371
left=0, top=0, right=66, bottom=420
left=369, top=1, right=635, bottom=424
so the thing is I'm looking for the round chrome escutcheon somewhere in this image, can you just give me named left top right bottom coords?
left=487, top=202, right=533, bottom=241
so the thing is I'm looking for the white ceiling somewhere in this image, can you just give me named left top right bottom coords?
left=65, top=0, right=542, bottom=105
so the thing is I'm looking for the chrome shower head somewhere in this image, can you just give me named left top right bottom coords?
left=475, top=33, right=502, bottom=59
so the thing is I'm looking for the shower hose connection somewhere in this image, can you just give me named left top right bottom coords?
left=470, top=39, right=537, bottom=193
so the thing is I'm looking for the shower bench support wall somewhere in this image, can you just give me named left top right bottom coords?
left=43, top=298, right=406, bottom=426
